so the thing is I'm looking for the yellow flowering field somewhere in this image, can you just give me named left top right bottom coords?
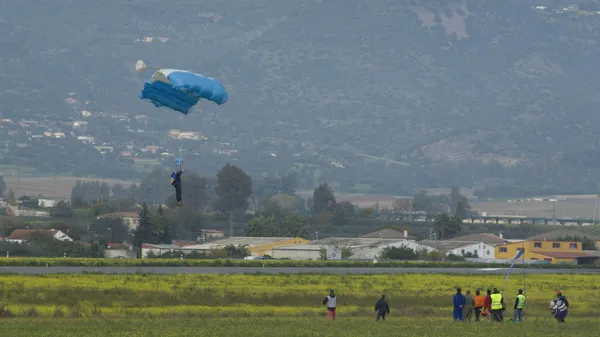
left=0, top=273, right=596, bottom=319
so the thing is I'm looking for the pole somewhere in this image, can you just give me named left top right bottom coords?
left=522, top=240, right=526, bottom=295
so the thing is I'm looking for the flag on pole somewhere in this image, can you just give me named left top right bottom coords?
left=503, top=249, right=524, bottom=293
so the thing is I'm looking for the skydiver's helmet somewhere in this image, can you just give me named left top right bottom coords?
left=549, top=300, right=556, bottom=310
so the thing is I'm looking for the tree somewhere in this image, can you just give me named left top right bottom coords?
left=357, top=207, right=376, bottom=219
left=223, top=244, right=249, bottom=258
left=132, top=203, right=156, bottom=257
left=246, top=214, right=309, bottom=238
left=281, top=173, right=298, bottom=195
left=0, top=175, right=5, bottom=197
left=50, top=201, right=73, bottom=219
left=89, top=217, right=130, bottom=243
left=111, top=183, right=125, bottom=199
left=5, top=188, right=15, bottom=202
left=246, top=215, right=279, bottom=237
left=137, top=168, right=171, bottom=204
left=214, top=163, right=253, bottom=217
left=153, top=205, right=172, bottom=244
left=433, top=213, right=463, bottom=240
left=312, top=183, right=336, bottom=214
left=450, top=187, right=470, bottom=219
left=100, top=182, right=111, bottom=202
left=378, top=245, right=417, bottom=260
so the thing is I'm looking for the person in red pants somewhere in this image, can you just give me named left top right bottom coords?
left=322, top=290, right=337, bottom=320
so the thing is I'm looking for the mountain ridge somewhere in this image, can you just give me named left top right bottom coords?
left=1, top=0, right=600, bottom=197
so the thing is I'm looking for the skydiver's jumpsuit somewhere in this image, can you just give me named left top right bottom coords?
left=171, top=170, right=182, bottom=203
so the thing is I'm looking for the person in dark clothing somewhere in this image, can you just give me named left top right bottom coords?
left=453, top=288, right=466, bottom=321
left=375, top=294, right=390, bottom=321
left=170, top=169, right=183, bottom=207
left=552, top=290, right=569, bottom=323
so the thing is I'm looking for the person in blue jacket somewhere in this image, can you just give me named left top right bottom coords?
left=453, top=287, right=466, bottom=321
left=374, top=294, right=390, bottom=321
left=170, top=169, right=183, bottom=207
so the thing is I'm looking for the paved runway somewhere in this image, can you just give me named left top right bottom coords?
left=1, top=266, right=599, bottom=275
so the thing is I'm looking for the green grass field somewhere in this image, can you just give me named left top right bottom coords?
left=1, top=317, right=594, bottom=337
left=0, top=273, right=595, bottom=336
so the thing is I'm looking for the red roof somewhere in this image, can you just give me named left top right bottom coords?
left=202, top=229, right=224, bottom=234
left=533, top=251, right=597, bottom=259
left=7, top=229, right=57, bottom=240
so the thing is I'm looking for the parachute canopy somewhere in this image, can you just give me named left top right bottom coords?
left=136, top=60, right=228, bottom=114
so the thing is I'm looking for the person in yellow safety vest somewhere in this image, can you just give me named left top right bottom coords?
left=490, top=288, right=505, bottom=322
left=512, top=289, right=526, bottom=323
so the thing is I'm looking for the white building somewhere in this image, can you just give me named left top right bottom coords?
left=38, top=199, right=59, bottom=208
left=418, top=240, right=496, bottom=259
left=104, top=243, right=134, bottom=258
left=77, top=136, right=95, bottom=144
left=141, top=243, right=183, bottom=258
left=350, top=240, right=436, bottom=260
left=6, top=229, right=73, bottom=244
left=272, top=244, right=323, bottom=260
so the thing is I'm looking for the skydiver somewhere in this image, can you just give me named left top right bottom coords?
left=170, top=168, right=183, bottom=207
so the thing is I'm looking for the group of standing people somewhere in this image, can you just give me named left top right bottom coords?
left=453, top=287, right=524, bottom=323
left=321, top=288, right=568, bottom=323
left=453, top=288, right=568, bottom=323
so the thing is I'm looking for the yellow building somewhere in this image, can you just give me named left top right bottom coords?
left=495, top=240, right=597, bottom=264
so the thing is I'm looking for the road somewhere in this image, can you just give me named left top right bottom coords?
left=1, top=266, right=599, bottom=275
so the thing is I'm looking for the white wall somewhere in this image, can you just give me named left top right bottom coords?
left=38, top=199, right=58, bottom=208
left=272, top=248, right=321, bottom=260
left=351, top=240, right=435, bottom=260
left=450, top=242, right=495, bottom=259
left=105, top=249, right=132, bottom=258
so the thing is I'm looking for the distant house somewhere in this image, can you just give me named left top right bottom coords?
left=418, top=240, right=496, bottom=259
left=141, top=243, right=188, bottom=258
left=527, top=230, right=600, bottom=250
left=105, top=243, right=134, bottom=258
left=77, top=136, right=95, bottom=144
left=200, top=229, right=225, bottom=240
left=6, top=229, right=73, bottom=244
left=495, top=239, right=597, bottom=265
left=97, top=212, right=140, bottom=231
left=38, top=199, right=60, bottom=208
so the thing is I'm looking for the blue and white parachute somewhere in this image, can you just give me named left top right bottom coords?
left=136, top=60, right=228, bottom=114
